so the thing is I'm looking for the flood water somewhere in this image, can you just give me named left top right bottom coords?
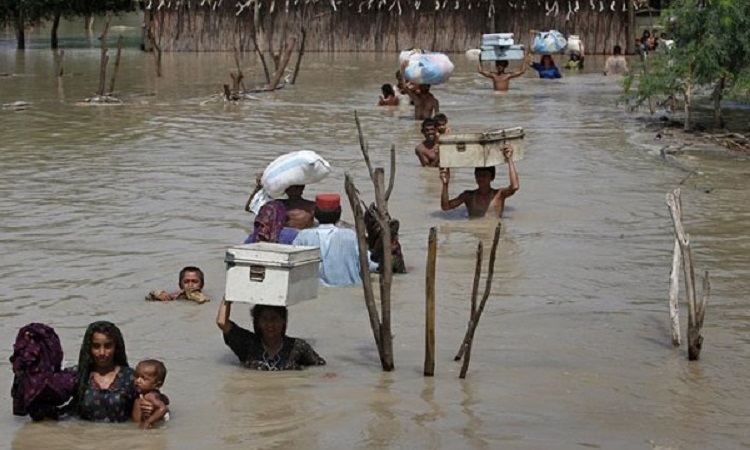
left=2, top=23, right=750, bottom=450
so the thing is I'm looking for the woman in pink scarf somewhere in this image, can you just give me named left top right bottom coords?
left=244, top=201, right=298, bottom=245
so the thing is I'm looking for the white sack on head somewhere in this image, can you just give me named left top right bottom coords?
left=248, top=150, right=331, bottom=214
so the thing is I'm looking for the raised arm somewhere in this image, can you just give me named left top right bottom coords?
left=216, top=299, right=234, bottom=333
left=244, top=175, right=263, bottom=213
left=477, top=57, right=493, bottom=78
left=494, top=147, right=520, bottom=203
left=508, top=54, right=532, bottom=79
left=440, top=169, right=467, bottom=211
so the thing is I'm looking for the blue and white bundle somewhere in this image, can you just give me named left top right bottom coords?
left=532, top=30, right=567, bottom=54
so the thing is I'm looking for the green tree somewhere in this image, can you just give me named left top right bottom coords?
left=0, top=0, right=52, bottom=49
left=625, top=0, right=750, bottom=130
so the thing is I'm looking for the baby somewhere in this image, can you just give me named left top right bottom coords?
left=146, top=266, right=210, bottom=303
left=133, top=359, right=170, bottom=429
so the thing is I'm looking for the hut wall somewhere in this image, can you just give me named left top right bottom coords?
left=144, top=0, right=629, bottom=54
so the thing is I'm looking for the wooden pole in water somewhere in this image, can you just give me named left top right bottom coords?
left=459, top=222, right=502, bottom=379
left=97, top=16, right=112, bottom=96
left=385, top=144, right=396, bottom=202
left=424, top=226, right=437, bottom=376
left=233, top=46, right=246, bottom=93
left=666, top=188, right=707, bottom=360
left=108, top=35, right=123, bottom=95
left=354, top=110, right=374, bottom=181
left=454, top=240, right=483, bottom=361
left=667, top=190, right=682, bottom=347
left=344, top=174, right=384, bottom=358
left=55, top=50, right=65, bottom=77
left=374, top=168, right=394, bottom=371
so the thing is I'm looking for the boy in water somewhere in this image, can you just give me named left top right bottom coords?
left=146, top=266, right=210, bottom=303
left=415, top=118, right=440, bottom=167
left=132, top=359, right=169, bottom=429
left=477, top=54, right=531, bottom=91
left=440, top=146, right=519, bottom=218
left=434, top=113, right=450, bottom=135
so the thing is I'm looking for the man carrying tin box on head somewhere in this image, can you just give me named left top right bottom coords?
left=439, top=145, right=519, bottom=218
left=292, top=194, right=379, bottom=286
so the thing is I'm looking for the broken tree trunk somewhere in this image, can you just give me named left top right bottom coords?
left=108, top=36, right=123, bottom=95
left=454, top=241, right=483, bottom=361
left=266, top=37, right=297, bottom=91
left=344, top=174, right=384, bottom=358
left=459, top=222, right=502, bottom=379
left=374, top=169, right=394, bottom=371
left=666, top=188, right=707, bottom=360
left=291, top=27, right=307, bottom=85
left=97, top=17, right=112, bottom=96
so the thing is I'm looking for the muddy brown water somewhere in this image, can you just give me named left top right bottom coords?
left=2, top=27, right=750, bottom=450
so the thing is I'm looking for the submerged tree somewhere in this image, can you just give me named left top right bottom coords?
left=624, top=0, right=750, bottom=130
left=0, top=0, right=134, bottom=50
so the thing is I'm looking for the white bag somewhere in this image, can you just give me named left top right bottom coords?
left=566, top=35, right=582, bottom=53
left=249, top=151, right=331, bottom=214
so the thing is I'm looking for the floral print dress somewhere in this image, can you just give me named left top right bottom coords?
left=78, top=366, right=137, bottom=422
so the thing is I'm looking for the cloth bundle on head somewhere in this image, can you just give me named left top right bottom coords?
left=10, top=323, right=76, bottom=420
left=248, top=151, right=331, bottom=214
left=533, top=30, right=567, bottom=54
left=403, top=52, right=455, bottom=85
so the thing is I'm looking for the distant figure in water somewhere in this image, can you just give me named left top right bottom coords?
left=440, top=146, right=519, bottom=218
left=377, top=84, right=400, bottom=106
left=531, top=55, right=562, bottom=79
left=603, top=45, right=629, bottom=76
left=477, top=54, right=531, bottom=91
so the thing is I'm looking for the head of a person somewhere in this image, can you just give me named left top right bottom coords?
left=179, top=266, right=205, bottom=291
left=381, top=83, right=396, bottom=98
left=495, top=60, right=509, bottom=71
left=569, top=51, right=581, bottom=61
left=433, top=113, right=448, bottom=134
left=421, top=118, right=437, bottom=140
left=613, top=45, right=622, bottom=55
left=642, top=30, right=651, bottom=39
left=75, top=321, right=128, bottom=407
left=251, top=304, right=288, bottom=341
left=474, top=166, right=496, bottom=188
left=284, top=185, right=305, bottom=199
left=419, top=84, right=431, bottom=93
left=252, top=201, right=288, bottom=243
left=314, top=193, right=342, bottom=225
left=135, top=359, right=167, bottom=394
left=541, top=55, right=554, bottom=68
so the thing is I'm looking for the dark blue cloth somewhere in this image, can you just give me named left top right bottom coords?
left=531, top=62, right=562, bottom=79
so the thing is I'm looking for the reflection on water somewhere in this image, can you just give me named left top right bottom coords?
left=2, top=33, right=750, bottom=449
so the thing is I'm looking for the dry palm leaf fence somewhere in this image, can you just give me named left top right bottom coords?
left=141, top=0, right=634, bottom=54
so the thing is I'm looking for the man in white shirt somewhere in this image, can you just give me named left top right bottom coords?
left=293, top=194, right=373, bottom=286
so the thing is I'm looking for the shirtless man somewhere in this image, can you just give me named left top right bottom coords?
left=396, top=64, right=439, bottom=120
left=440, top=146, right=519, bottom=218
left=478, top=54, right=531, bottom=91
left=245, top=180, right=315, bottom=229
left=415, top=118, right=440, bottom=167
left=279, top=185, right=315, bottom=229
